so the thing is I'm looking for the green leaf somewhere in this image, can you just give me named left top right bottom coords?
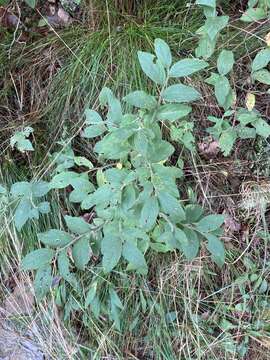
left=85, top=282, right=97, bottom=307
left=72, top=236, right=91, bottom=270
left=156, top=104, right=192, bottom=122
left=162, top=84, right=201, bottom=103
left=241, top=7, right=267, bottom=22
left=219, top=128, right=237, bottom=156
left=16, top=139, right=34, bottom=152
left=182, top=228, right=200, bottom=260
left=109, top=288, right=123, bottom=309
left=214, top=75, right=231, bottom=108
left=195, top=35, right=217, bottom=59
left=147, top=140, right=174, bottom=162
left=50, top=171, right=78, bottom=189
left=205, top=233, right=225, bottom=266
left=174, top=228, right=188, bottom=248
left=32, top=181, right=50, bottom=197
left=64, top=215, right=91, bottom=234
left=122, top=241, right=148, bottom=275
left=74, top=156, right=93, bottom=169
left=34, top=265, right=52, bottom=302
left=252, top=48, right=270, bottom=72
left=85, top=109, right=102, bottom=124
left=11, top=182, right=32, bottom=197
left=158, top=191, right=185, bottom=221
left=202, top=16, right=229, bottom=41
left=154, top=38, right=172, bottom=68
left=25, top=0, right=36, bottom=8
left=22, top=248, right=55, bottom=270
left=101, top=234, right=122, bottom=272
left=217, top=50, right=234, bottom=75
left=140, top=196, right=159, bottom=231
left=58, top=249, right=79, bottom=289
left=134, top=131, right=148, bottom=156
left=169, top=59, right=208, bottom=77
left=185, top=204, right=204, bottom=222
left=83, top=124, right=106, bottom=138
left=14, top=198, right=32, bottom=230
left=196, top=214, right=225, bottom=233
left=252, top=69, right=270, bottom=85
left=38, top=201, right=50, bottom=214
left=38, top=230, right=72, bottom=248
left=137, top=51, right=166, bottom=85
left=123, top=91, right=157, bottom=110
left=253, top=118, right=270, bottom=138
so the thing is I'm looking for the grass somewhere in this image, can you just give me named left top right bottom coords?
left=1, top=0, right=270, bottom=359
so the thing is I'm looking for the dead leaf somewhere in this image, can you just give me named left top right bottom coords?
left=224, top=215, right=241, bottom=233
left=265, top=32, right=270, bottom=46
left=245, top=93, right=255, bottom=112
left=198, top=139, right=219, bottom=157
left=46, top=7, right=72, bottom=27
left=3, top=279, right=34, bottom=316
left=0, top=6, right=20, bottom=29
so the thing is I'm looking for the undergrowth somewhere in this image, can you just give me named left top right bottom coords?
left=1, top=0, right=270, bottom=359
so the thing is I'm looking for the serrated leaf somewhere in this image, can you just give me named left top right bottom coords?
left=162, top=84, right=201, bottom=103
left=58, top=250, right=79, bottom=289
left=83, top=124, right=106, bottom=138
left=22, top=248, right=55, bottom=270
left=169, top=59, right=208, bottom=78
left=217, top=50, right=234, bottom=75
left=123, top=91, right=157, bottom=110
left=252, top=69, right=270, bottom=85
left=196, top=214, right=225, bottom=233
left=219, top=128, right=237, bottom=156
left=137, top=51, right=166, bottom=85
left=156, top=104, right=192, bottom=122
left=101, top=234, right=122, bottom=273
left=34, top=265, right=52, bottom=302
left=253, top=118, right=270, bottom=138
left=65, top=215, right=90, bottom=234
left=72, top=236, right=91, bottom=270
left=252, top=48, right=270, bottom=72
left=205, top=233, right=225, bottom=266
left=241, top=7, right=267, bottom=22
left=182, top=228, right=200, bottom=260
left=85, top=109, right=102, bottom=124
left=14, top=198, right=32, bottom=230
left=158, top=191, right=185, bottom=221
left=140, top=196, right=159, bottom=231
left=185, top=204, right=204, bottom=222
left=154, top=38, right=172, bottom=68
left=122, top=240, right=148, bottom=275
left=38, top=230, right=72, bottom=247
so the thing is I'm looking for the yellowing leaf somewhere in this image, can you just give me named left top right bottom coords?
left=265, top=32, right=270, bottom=46
left=245, top=93, right=256, bottom=112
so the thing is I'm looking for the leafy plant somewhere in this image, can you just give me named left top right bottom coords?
left=240, top=0, right=270, bottom=22
left=20, top=39, right=226, bottom=304
left=10, top=127, right=34, bottom=153
left=251, top=47, right=270, bottom=85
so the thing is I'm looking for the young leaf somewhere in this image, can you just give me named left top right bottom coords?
left=21, top=248, right=55, bottom=270
left=137, top=51, right=166, bottom=85
left=122, top=241, right=148, bottom=275
left=219, top=128, right=237, bottom=156
left=252, top=48, right=270, bottom=72
left=72, top=236, right=91, bottom=271
left=34, top=265, right=52, bottom=302
left=83, top=124, right=106, bottom=139
left=38, top=230, right=72, bottom=248
left=64, top=215, right=91, bottom=234
left=101, top=234, right=122, bottom=273
left=85, top=109, right=102, bottom=124
left=156, top=104, right=192, bottom=122
left=14, top=198, right=32, bottom=230
left=196, top=214, right=225, bottom=233
left=162, top=84, right=201, bottom=103
left=241, top=7, right=267, bottom=22
left=205, top=233, right=225, bottom=266
left=154, top=38, right=172, bottom=68
left=123, top=91, right=157, bottom=110
left=140, top=196, right=159, bottom=231
left=252, top=69, right=270, bottom=85
left=169, top=59, right=208, bottom=78
left=217, top=50, right=234, bottom=75
left=253, top=118, right=270, bottom=138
